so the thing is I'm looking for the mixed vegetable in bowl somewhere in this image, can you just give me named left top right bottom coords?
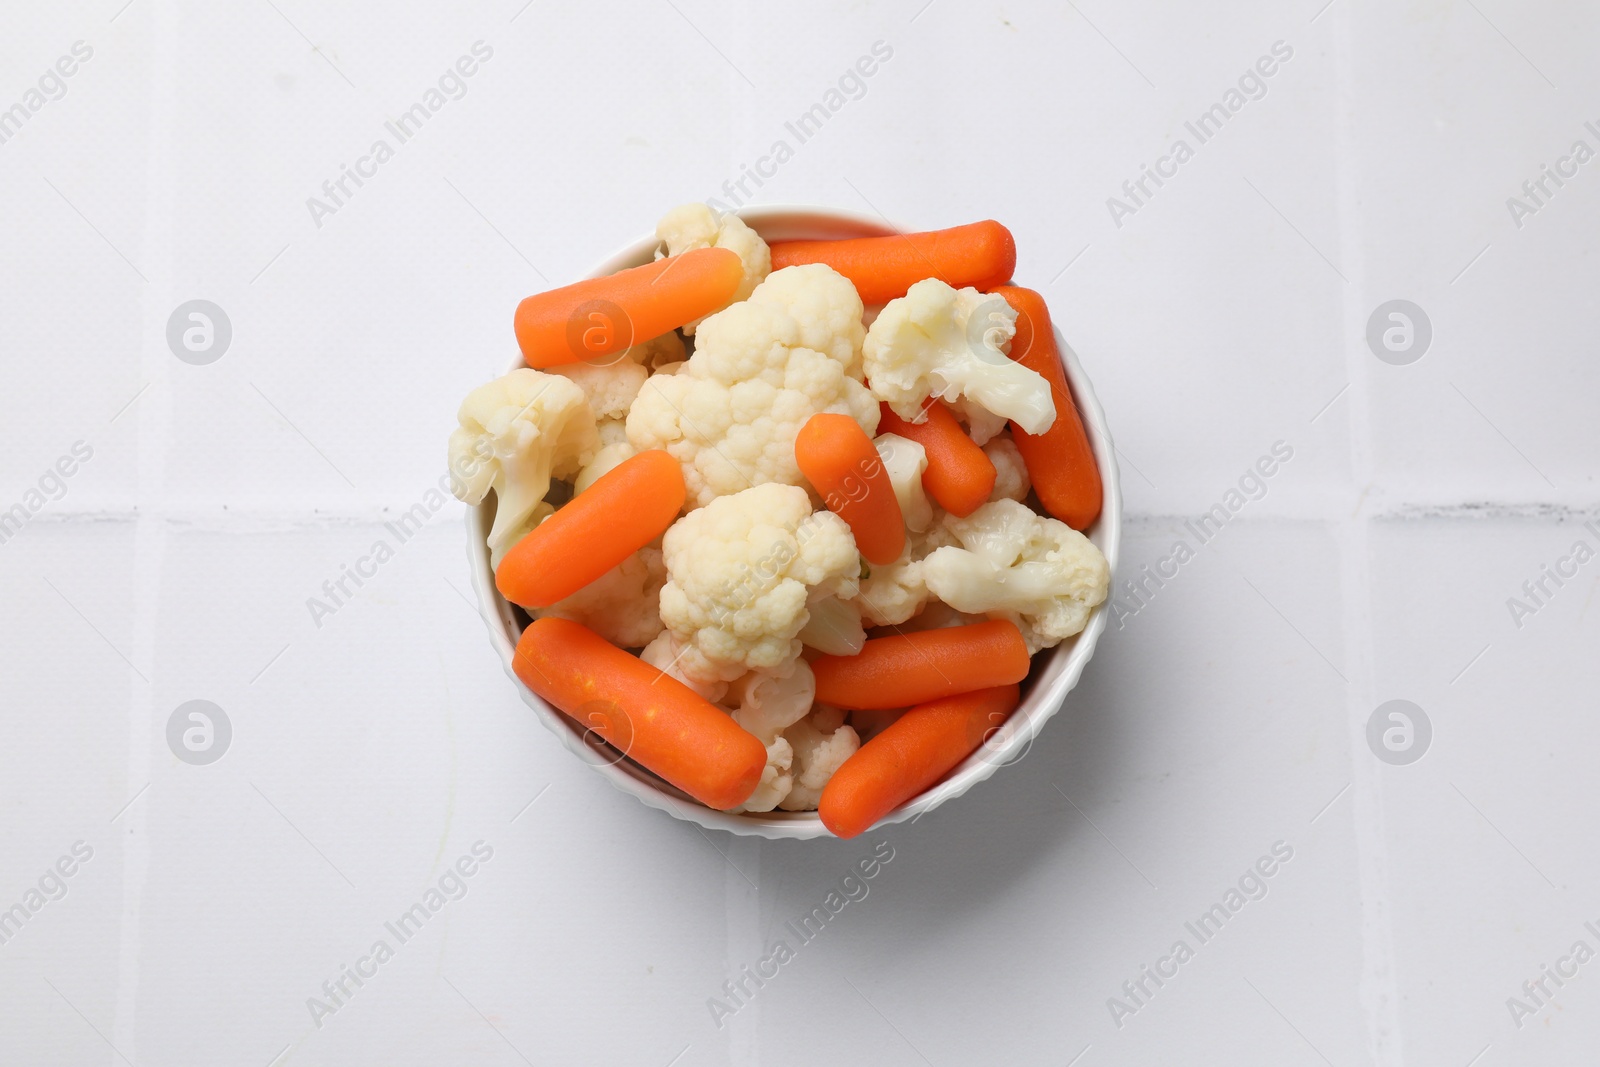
left=448, top=204, right=1109, bottom=837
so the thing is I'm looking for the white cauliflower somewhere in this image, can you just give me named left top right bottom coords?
left=894, top=601, right=989, bottom=634
left=640, top=631, right=728, bottom=704
left=448, top=369, right=599, bottom=555
left=724, top=658, right=816, bottom=812
left=552, top=358, right=649, bottom=494
left=952, top=396, right=1008, bottom=446
left=659, top=484, right=860, bottom=683
left=812, top=705, right=846, bottom=731
left=922, top=500, right=1109, bottom=653
left=656, top=203, right=771, bottom=328
left=855, top=557, right=928, bottom=628
left=741, top=738, right=794, bottom=814
left=726, top=658, right=816, bottom=743
left=626, top=298, right=879, bottom=509
left=574, top=441, right=636, bottom=494
left=586, top=415, right=634, bottom=489
left=985, top=434, right=1031, bottom=502
left=778, top=705, right=860, bottom=811
left=796, top=595, right=866, bottom=655
left=747, top=265, right=866, bottom=378
left=874, top=433, right=932, bottom=533
left=551, top=359, right=647, bottom=423
left=853, top=521, right=958, bottom=627
left=864, top=279, right=1056, bottom=435
left=539, top=547, right=667, bottom=649
left=595, top=418, right=631, bottom=447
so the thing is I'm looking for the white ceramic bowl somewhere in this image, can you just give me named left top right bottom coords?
left=467, top=206, right=1122, bottom=839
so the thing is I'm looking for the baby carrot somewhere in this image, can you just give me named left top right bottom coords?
left=516, top=247, right=744, bottom=367
left=769, top=221, right=1016, bottom=305
left=810, top=620, right=1030, bottom=710
left=795, top=413, right=905, bottom=566
left=496, top=450, right=685, bottom=608
left=513, top=618, right=767, bottom=810
left=876, top=402, right=995, bottom=518
left=989, top=286, right=1102, bottom=530
left=819, top=684, right=1020, bottom=838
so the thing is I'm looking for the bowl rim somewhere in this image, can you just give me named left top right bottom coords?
left=465, top=204, right=1122, bottom=840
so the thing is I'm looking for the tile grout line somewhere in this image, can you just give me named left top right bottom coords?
left=1323, top=7, right=1404, bottom=1062
left=113, top=2, right=181, bottom=1061
left=20, top=495, right=1600, bottom=530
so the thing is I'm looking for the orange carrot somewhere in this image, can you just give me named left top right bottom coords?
left=496, top=450, right=685, bottom=608
left=819, top=685, right=1021, bottom=838
left=769, top=221, right=1016, bottom=305
left=513, top=618, right=767, bottom=810
left=989, top=286, right=1102, bottom=530
left=794, top=413, right=905, bottom=566
left=810, top=620, right=1030, bottom=710
left=876, top=402, right=995, bottom=518
left=515, top=247, right=744, bottom=367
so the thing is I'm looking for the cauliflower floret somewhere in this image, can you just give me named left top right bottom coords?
left=853, top=521, right=958, bottom=627
left=855, top=556, right=928, bottom=628
left=723, top=658, right=816, bottom=813
left=550, top=359, right=647, bottom=423
left=627, top=301, right=879, bottom=509
left=726, top=657, right=816, bottom=742
left=448, top=369, right=599, bottom=555
left=551, top=358, right=648, bottom=494
left=985, top=433, right=1031, bottom=502
left=864, top=279, right=1055, bottom=435
left=922, top=500, right=1109, bottom=653
left=659, top=484, right=860, bottom=683
left=747, top=265, right=866, bottom=378
left=892, top=601, right=989, bottom=634
left=874, top=433, right=932, bottom=533
left=810, top=704, right=847, bottom=733
left=679, top=276, right=867, bottom=388
left=951, top=396, right=1008, bottom=446
left=538, top=547, right=666, bottom=648
left=574, top=441, right=636, bottom=494
left=595, top=418, right=631, bottom=448
left=656, top=203, right=771, bottom=329
left=640, top=631, right=729, bottom=703
left=739, top=738, right=795, bottom=814
left=796, top=594, right=866, bottom=655
left=778, top=708, right=861, bottom=811
left=688, top=301, right=806, bottom=385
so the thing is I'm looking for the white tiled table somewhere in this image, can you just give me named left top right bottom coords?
left=2, top=1, right=1595, bottom=1063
